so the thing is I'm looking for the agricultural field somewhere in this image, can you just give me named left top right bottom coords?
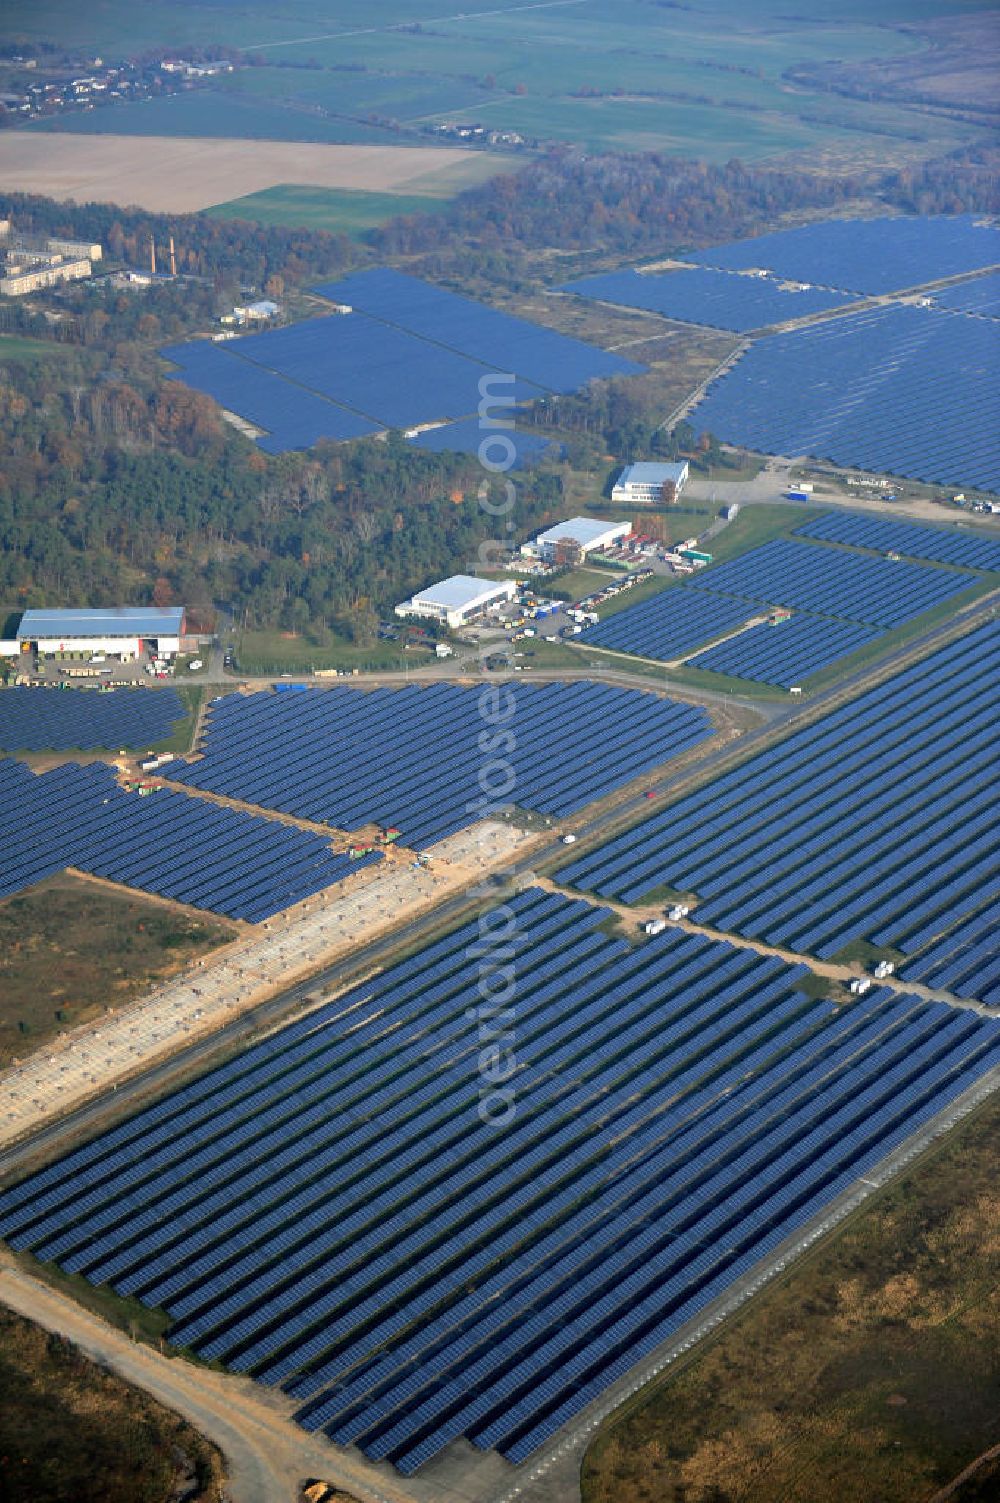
left=16, top=0, right=994, bottom=168
left=2, top=887, right=998, bottom=1476
left=582, top=1086, right=1000, bottom=1503
left=0, top=1304, right=224, bottom=1503
left=205, top=183, right=455, bottom=238
left=0, top=130, right=504, bottom=215
left=0, top=874, right=233, bottom=1066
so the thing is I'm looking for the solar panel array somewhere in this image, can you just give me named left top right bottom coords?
left=689, top=304, right=1000, bottom=494
left=685, top=538, right=976, bottom=628
left=693, top=215, right=1000, bottom=296
left=162, top=272, right=642, bottom=454
left=3, top=886, right=997, bottom=1473
left=688, top=614, right=881, bottom=690
left=579, top=535, right=977, bottom=685
left=578, top=587, right=756, bottom=662
left=311, top=269, right=642, bottom=394
left=933, top=272, right=1000, bottom=320
left=0, top=686, right=187, bottom=752
left=559, top=266, right=856, bottom=332
left=0, top=758, right=373, bottom=922
left=409, top=419, right=553, bottom=468
left=901, top=899, right=1000, bottom=1007
left=161, top=341, right=382, bottom=453
left=165, top=683, right=713, bottom=848
left=793, top=511, right=1000, bottom=573
left=562, top=622, right=1000, bottom=960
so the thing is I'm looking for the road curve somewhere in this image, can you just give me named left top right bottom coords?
left=0, top=1260, right=411, bottom=1503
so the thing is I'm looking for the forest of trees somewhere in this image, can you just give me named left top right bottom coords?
left=0, top=351, right=565, bottom=636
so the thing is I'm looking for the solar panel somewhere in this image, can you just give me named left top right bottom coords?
left=560, top=265, right=857, bottom=332
left=2, top=892, right=997, bottom=1474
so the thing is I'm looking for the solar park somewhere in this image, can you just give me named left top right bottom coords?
left=0, top=757, right=378, bottom=923
left=0, top=684, right=187, bottom=752
left=578, top=530, right=986, bottom=687
left=692, top=214, right=1000, bottom=297
left=2, top=885, right=998, bottom=1474
left=562, top=622, right=1000, bottom=987
left=161, top=269, right=643, bottom=455
left=933, top=271, right=1000, bottom=319
left=165, top=682, right=715, bottom=849
left=559, top=265, right=857, bottom=333
left=688, top=304, right=1000, bottom=494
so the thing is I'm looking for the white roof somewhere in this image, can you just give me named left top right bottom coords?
left=616, top=461, right=688, bottom=485
left=411, top=575, right=513, bottom=610
left=535, top=516, right=628, bottom=548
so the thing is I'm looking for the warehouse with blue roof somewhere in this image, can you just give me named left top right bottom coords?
left=16, top=606, right=187, bottom=659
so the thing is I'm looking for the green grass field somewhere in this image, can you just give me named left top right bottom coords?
left=0, top=334, right=61, bottom=361
left=205, top=183, right=455, bottom=237
left=235, top=627, right=413, bottom=674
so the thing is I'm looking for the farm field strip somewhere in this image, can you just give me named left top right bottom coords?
left=3, top=888, right=999, bottom=1474
left=0, top=131, right=506, bottom=214
left=561, top=622, right=1000, bottom=988
left=164, top=682, right=714, bottom=848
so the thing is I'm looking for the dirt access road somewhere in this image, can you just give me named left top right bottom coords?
left=0, top=1259, right=411, bottom=1503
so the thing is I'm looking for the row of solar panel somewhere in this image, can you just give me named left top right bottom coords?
left=793, top=511, right=1000, bottom=574
left=683, top=537, right=976, bottom=628
left=165, top=682, right=714, bottom=847
left=3, top=889, right=997, bottom=1471
left=0, top=685, right=186, bottom=752
left=162, top=268, right=643, bottom=454
left=0, top=756, right=371, bottom=921
left=559, top=265, right=857, bottom=333
left=933, top=271, right=1000, bottom=320
left=688, top=613, right=880, bottom=688
left=562, top=623, right=999, bottom=980
left=690, top=303, right=1000, bottom=493
left=691, top=214, right=1000, bottom=296
left=901, top=899, right=1000, bottom=1006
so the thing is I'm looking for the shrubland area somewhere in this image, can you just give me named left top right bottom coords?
left=583, top=1090, right=1000, bottom=1503
left=0, top=1303, right=225, bottom=1503
left=0, top=875, right=234, bottom=1064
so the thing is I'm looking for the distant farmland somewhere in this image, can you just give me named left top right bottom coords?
left=0, top=132, right=505, bottom=215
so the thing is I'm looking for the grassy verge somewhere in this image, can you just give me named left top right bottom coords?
left=0, top=1301, right=225, bottom=1503
left=582, top=1087, right=1000, bottom=1503
left=0, top=874, right=235, bottom=1065
left=235, top=628, right=411, bottom=674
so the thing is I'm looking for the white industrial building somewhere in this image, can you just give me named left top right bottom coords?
left=524, top=516, right=631, bottom=562
left=611, top=461, right=689, bottom=504
left=395, top=576, right=517, bottom=630
left=15, top=606, right=187, bottom=659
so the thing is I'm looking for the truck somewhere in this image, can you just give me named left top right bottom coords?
left=679, top=548, right=713, bottom=566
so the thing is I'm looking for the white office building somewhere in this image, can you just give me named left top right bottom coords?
left=394, top=576, right=518, bottom=630
left=611, top=460, right=689, bottom=504
left=525, top=516, right=631, bottom=562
